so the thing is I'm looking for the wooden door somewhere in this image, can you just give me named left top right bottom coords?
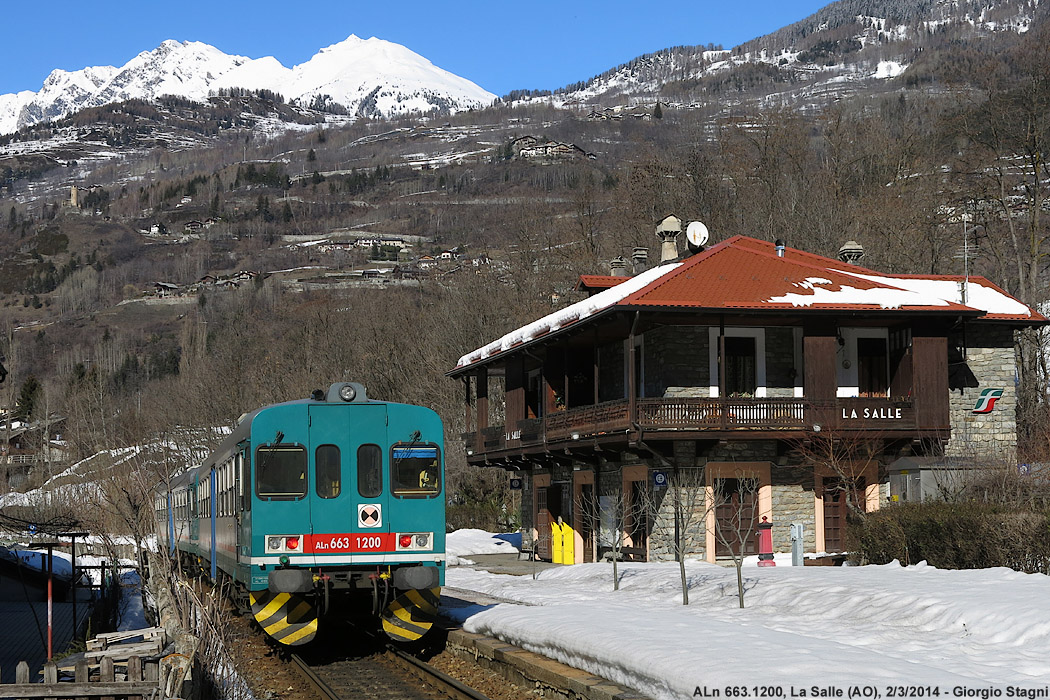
left=536, top=487, right=552, bottom=561
left=627, top=479, right=648, bottom=559
left=823, top=477, right=865, bottom=552
left=714, top=478, right=757, bottom=557
left=858, top=338, right=888, bottom=397
left=580, top=484, right=595, bottom=563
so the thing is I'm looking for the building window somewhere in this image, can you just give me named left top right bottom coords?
left=857, top=338, right=889, bottom=397
left=708, top=328, right=767, bottom=397
left=724, top=337, right=757, bottom=396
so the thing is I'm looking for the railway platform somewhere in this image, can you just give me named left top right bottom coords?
left=439, top=585, right=647, bottom=700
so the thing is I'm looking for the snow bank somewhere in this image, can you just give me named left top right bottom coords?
left=446, top=558, right=1050, bottom=698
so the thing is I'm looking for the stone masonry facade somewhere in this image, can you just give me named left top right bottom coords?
left=945, top=325, right=1018, bottom=459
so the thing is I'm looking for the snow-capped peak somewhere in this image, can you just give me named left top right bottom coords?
left=0, top=37, right=495, bottom=134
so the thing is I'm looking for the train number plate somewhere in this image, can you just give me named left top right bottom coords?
left=305, top=533, right=395, bottom=553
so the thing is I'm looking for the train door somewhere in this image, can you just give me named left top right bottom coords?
left=189, top=477, right=200, bottom=546
left=236, top=448, right=251, bottom=580
left=307, top=404, right=389, bottom=560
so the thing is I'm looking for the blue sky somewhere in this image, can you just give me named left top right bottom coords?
left=3, top=1, right=830, bottom=97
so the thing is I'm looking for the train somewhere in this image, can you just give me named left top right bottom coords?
left=155, top=382, right=446, bottom=646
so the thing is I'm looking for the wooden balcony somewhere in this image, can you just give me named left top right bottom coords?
left=464, top=396, right=930, bottom=461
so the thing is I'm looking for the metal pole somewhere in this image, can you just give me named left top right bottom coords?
left=46, top=544, right=53, bottom=660
left=70, top=534, right=76, bottom=643
left=962, top=220, right=969, bottom=305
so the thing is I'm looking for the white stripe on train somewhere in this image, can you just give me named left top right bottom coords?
left=247, top=553, right=446, bottom=565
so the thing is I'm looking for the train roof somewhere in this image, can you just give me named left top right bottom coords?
left=199, top=382, right=436, bottom=471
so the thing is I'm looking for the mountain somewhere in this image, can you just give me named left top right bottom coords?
left=0, top=36, right=496, bottom=135
left=538, top=0, right=1043, bottom=109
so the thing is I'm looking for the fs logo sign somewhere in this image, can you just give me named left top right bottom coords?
left=972, top=388, right=1004, bottom=414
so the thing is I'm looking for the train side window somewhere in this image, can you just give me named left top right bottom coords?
left=255, top=444, right=308, bottom=500
left=316, top=445, right=341, bottom=499
left=390, top=444, right=441, bottom=498
left=357, top=444, right=382, bottom=498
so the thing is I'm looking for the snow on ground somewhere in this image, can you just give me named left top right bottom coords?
left=446, top=528, right=519, bottom=565
left=445, top=536, right=1050, bottom=699
left=117, top=569, right=148, bottom=631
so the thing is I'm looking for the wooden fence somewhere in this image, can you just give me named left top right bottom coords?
left=0, top=626, right=188, bottom=700
left=0, top=657, right=159, bottom=699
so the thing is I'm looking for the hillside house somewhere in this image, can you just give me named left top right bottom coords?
left=152, top=282, right=180, bottom=297
left=1, top=416, right=68, bottom=489
left=448, top=233, right=1045, bottom=564
left=517, top=141, right=591, bottom=161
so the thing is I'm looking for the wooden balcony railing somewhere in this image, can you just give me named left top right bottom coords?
left=637, top=397, right=808, bottom=430
left=464, top=396, right=918, bottom=457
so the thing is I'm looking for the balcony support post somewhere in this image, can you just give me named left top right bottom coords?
left=628, top=312, right=640, bottom=427
left=477, top=367, right=488, bottom=455
left=463, top=376, right=472, bottom=434
left=593, top=334, right=600, bottom=405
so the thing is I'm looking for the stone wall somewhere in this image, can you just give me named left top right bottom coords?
left=642, top=325, right=709, bottom=397
left=770, top=466, right=816, bottom=551
left=765, top=327, right=797, bottom=398
left=647, top=470, right=708, bottom=561
left=945, top=325, right=1018, bottom=459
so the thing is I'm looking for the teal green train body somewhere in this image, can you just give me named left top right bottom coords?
left=156, top=383, right=445, bottom=645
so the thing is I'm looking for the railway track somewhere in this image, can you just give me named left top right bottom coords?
left=289, top=621, right=494, bottom=700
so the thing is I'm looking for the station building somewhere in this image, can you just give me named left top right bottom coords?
left=447, top=230, right=1045, bottom=563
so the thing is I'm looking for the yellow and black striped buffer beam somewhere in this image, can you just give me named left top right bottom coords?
left=381, top=586, right=440, bottom=643
left=250, top=590, right=318, bottom=646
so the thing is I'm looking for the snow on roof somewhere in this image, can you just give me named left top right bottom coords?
left=834, top=271, right=1034, bottom=318
left=767, top=276, right=952, bottom=309
left=455, top=262, right=681, bottom=369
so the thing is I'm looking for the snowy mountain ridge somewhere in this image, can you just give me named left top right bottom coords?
left=537, top=0, right=1042, bottom=109
left=0, top=36, right=496, bottom=135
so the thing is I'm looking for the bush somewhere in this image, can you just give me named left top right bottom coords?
left=850, top=502, right=1050, bottom=573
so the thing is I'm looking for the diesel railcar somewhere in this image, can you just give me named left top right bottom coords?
left=156, top=382, right=445, bottom=645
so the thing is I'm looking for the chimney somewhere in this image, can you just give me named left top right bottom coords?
left=632, top=247, right=648, bottom=275
left=837, top=240, right=864, bottom=264
left=656, top=215, right=682, bottom=262
left=775, top=239, right=786, bottom=258
left=609, top=256, right=629, bottom=277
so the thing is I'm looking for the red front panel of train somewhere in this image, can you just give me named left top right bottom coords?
left=304, top=532, right=396, bottom=554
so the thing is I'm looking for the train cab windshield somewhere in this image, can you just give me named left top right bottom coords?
left=390, top=444, right=441, bottom=497
left=256, top=444, right=307, bottom=499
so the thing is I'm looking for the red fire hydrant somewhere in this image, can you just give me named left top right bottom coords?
left=757, top=516, right=776, bottom=567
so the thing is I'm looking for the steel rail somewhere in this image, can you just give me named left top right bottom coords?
left=289, top=653, right=343, bottom=700
left=290, top=643, right=495, bottom=700
left=383, top=644, right=494, bottom=700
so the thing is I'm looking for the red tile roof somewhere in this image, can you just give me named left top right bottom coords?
left=575, top=275, right=627, bottom=293
left=452, top=236, right=1043, bottom=372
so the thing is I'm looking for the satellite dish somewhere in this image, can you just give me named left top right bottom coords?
left=686, top=221, right=709, bottom=253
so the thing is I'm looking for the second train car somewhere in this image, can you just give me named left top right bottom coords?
left=156, top=382, right=445, bottom=645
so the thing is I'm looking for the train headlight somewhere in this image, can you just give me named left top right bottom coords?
left=415, top=534, right=430, bottom=548
left=286, top=537, right=299, bottom=550
left=399, top=534, right=413, bottom=548
left=338, top=384, right=356, bottom=402
left=267, top=536, right=282, bottom=551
